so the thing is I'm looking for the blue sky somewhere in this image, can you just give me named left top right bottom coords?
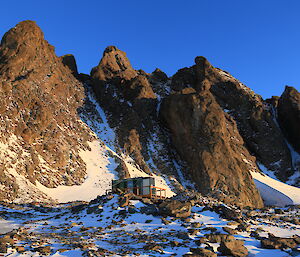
left=0, top=0, right=299, bottom=98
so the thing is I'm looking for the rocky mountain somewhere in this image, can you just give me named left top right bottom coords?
left=0, top=20, right=299, bottom=209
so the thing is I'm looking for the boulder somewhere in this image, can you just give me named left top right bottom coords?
left=159, top=200, right=192, bottom=218
left=219, top=239, right=248, bottom=257
left=205, top=234, right=234, bottom=243
left=190, top=247, right=217, bottom=257
left=261, top=237, right=298, bottom=249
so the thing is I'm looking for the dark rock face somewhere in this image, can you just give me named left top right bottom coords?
left=210, top=75, right=294, bottom=181
left=160, top=87, right=263, bottom=208
left=278, top=86, right=300, bottom=153
left=0, top=21, right=91, bottom=201
left=61, top=54, right=78, bottom=76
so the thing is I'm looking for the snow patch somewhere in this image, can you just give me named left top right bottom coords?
left=251, top=171, right=300, bottom=207
left=37, top=141, right=118, bottom=203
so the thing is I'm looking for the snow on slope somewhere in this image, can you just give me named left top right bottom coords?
left=286, top=141, right=300, bottom=186
left=79, top=85, right=116, bottom=151
left=80, top=86, right=176, bottom=198
left=0, top=86, right=175, bottom=204
left=251, top=171, right=300, bottom=207
left=0, top=135, right=53, bottom=203
left=37, top=141, right=118, bottom=203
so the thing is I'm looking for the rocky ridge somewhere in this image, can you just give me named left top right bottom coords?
left=0, top=20, right=299, bottom=208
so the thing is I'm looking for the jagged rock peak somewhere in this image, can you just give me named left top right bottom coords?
left=278, top=86, right=300, bottom=153
left=91, top=45, right=137, bottom=81
left=1, top=20, right=44, bottom=48
left=61, top=54, right=78, bottom=76
left=281, top=85, right=300, bottom=100
left=150, top=68, right=169, bottom=83
left=0, top=20, right=58, bottom=81
left=171, top=55, right=219, bottom=92
left=0, top=21, right=90, bottom=202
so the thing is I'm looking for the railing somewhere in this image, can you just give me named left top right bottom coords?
left=113, top=185, right=167, bottom=199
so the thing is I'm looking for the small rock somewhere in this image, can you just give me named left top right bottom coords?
left=190, top=247, right=217, bottom=257
left=274, top=209, right=284, bottom=214
left=223, top=227, right=237, bottom=235
left=159, top=200, right=192, bottom=218
left=206, top=234, right=234, bottom=243
left=36, top=245, right=51, bottom=255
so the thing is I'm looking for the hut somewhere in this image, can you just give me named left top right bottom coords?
left=112, top=177, right=166, bottom=199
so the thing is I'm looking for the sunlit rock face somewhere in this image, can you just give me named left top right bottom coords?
left=159, top=58, right=264, bottom=208
left=0, top=20, right=92, bottom=202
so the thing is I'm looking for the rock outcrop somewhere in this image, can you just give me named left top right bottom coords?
left=159, top=58, right=263, bottom=208
left=278, top=86, right=300, bottom=153
left=167, top=55, right=294, bottom=181
left=210, top=73, right=294, bottom=181
left=0, top=21, right=91, bottom=202
left=90, top=46, right=156, bottom=174
left=90, top=46, right=180, bottom=179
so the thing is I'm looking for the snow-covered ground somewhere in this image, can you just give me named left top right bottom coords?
left=1, top=195, right=299, bottom=257
left=251, top=171, right=300, bottom=207
left=36, top=141, right=118, bottom=203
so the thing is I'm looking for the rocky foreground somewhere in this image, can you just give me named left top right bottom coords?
left=0, top=193, right=299, bottom=257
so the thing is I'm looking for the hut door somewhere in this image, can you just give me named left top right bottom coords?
left=128, top=180, right=134, bottom=193
left=143, top=178, right=150, bottom=196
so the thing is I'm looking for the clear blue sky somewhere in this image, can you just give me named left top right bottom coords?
left=1, top=0, right=299, bottom=98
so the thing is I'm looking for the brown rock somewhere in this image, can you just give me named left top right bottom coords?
left=223, top=227, right=238, bottom=235
left=190, top=247, right=217, bottom=257
left=36, top=245, right=51, bottom=255
left=16, top=246, right=25, bottom=253
left=0, top=20, right=90, bottom=201
left=0, top=242, right=7, bottom=253
left=160, top=87, right=263, bottom=208
left=91, top=45, right=137, bottom=81
left=219, top=239, right=248, bottom=257
left=210, top=71, right=294, bottom=182
left=261, top=237, right=298, bottom=249
left=205, top=234, right=234, bottom=243
left=150, top=68, right=169, bottom=83
left=159, top=200, right=192, bottom=218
